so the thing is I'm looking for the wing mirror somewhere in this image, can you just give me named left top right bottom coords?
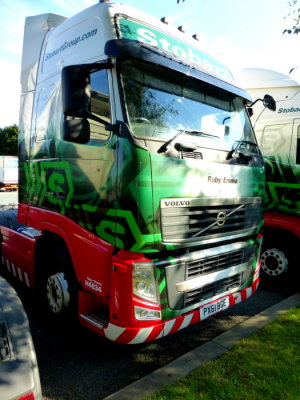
left=248, top=94, right=276, bottom=111
left=62, top=63, right=111, bottom=119
left=61, top=63, right=112, bottom=143
left=262, top=94, right=276, bottom=111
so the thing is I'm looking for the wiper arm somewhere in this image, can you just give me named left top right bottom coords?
left=226, top=140, right=258, bottom=160
left=157, top=129, right=218, bottom=154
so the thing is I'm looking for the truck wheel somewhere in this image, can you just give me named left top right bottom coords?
left=46, top=272, right=71, bottom=314
left=41, top=245, right=78, bottom=319
left=260, top=240, right=295, bottom=288
left=261, top=248, right=288, bottom=277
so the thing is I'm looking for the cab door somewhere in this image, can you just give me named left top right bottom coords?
left=57, top=68, right=118, bottom=238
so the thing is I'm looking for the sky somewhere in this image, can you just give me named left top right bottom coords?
left=0, top=0, right=299, bottom=128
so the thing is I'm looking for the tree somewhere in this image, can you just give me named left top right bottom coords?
left=284, top=0, right=300, bottom=34
left=0, top=125, right=18, bottom=155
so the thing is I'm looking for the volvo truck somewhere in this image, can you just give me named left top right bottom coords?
left=0, top=1, right=272, bottom=344
left=241, top=67, right=300, bottom=286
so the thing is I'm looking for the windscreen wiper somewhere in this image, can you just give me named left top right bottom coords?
left=157, top=129, right=218, bottom=154
left=226, top=140, right=259, bottom=160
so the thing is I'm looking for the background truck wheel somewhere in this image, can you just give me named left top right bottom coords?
left=260, top=236, right=296, bottom=289
left=39, top=244, right=79, bottom=320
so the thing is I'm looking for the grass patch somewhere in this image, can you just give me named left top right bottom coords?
left=146, top=306, right=300, bottom=400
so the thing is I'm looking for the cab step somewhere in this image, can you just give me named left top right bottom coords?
left=80, top=313, right=108, bottom=329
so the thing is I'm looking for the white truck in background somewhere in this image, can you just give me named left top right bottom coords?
left=240, top=68, right=300, bottom=287
left=0, top=156, right=18, bottom=191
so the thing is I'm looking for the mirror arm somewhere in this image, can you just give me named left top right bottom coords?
left=84, top=112, right=109, bottom=127
left=105, top=121, right=131, bottom=137
left=247, top=98, right=262, bottom=108
left=247, top=94, right=276, bottom=111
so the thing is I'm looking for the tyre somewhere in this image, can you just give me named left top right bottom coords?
left=260, top=234, right=297, bottom=289
left=46, top=271, right=71, bottom=314
left=38, top=243, right=79, bottom=320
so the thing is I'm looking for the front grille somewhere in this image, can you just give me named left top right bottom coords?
left=161, top=197, right=262, bottom=243
left=187, top=249, right=244, bottom=279
left=164, top=243, right=255, bottom=310
left=183, top=274, right=242, bottom=308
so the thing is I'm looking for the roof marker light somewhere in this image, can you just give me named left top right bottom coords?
left=192, top=34, right=199, bottom=41
left=177, top=26, right=185, bottom=33
left=160, top=17, right=169, bottom=24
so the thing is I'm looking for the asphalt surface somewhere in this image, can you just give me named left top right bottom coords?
left=9, top=280, right=294, bottom=400
left=0, top=189, right=18, bottom=205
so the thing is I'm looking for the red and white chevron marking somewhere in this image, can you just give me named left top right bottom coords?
left=1, top=256, right=31, bottom=288
left=2, top=252, right=261, bottom=345
left=101, top=277, right=260, bottom=344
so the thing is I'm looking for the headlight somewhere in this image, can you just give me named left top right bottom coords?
left=133, top=262, right=159, bottom=303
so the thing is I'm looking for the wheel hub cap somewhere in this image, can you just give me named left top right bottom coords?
left=261, top=248, right=288, bottom=276
left=46, top=272, right=70, bottom=313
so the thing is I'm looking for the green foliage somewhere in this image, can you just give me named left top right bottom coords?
left=284, top=0, right=300, bottom=34
left=0, top=124, right=18, bottom=156
left=177, top=0, right=186, bottom=3
left=146, top=306, right=300, bottom=400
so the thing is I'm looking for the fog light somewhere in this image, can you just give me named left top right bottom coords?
left=134, top=306, right=161, bottom=320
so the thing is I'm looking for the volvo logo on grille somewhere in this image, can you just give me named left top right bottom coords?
left=216, top=211, right=227, bottom=226
left=164, top=200, right=191, bottom=207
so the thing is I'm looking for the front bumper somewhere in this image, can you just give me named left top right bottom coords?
left=79, top=274, right=260, bottom=344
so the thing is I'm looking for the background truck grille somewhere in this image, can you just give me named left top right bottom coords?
left=161, top=197, right=262, bottom=243
left=183, top=274, right=242, bottom=308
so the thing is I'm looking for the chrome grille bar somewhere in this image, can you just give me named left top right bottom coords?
left=161, top=197, right=263, bottom=243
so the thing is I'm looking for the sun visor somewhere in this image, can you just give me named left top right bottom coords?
left=105, top=39, right=251, bottom=102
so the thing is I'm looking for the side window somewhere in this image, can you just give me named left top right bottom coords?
left=35, top=85, right=57, bottom=143
left=261, top=123, right=292, bottom=162
left=88, top=69, right=111, bottom=143
left=31, top=84, right=58, bottom=159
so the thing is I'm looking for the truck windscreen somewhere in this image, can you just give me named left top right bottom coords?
left=120, top=60, right=256, bottom=151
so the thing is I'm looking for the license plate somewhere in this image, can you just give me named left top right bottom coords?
left=200, top=296, right=229, bottom=320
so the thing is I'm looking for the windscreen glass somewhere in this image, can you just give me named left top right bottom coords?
left=120, top=60, right=256, bottom=150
